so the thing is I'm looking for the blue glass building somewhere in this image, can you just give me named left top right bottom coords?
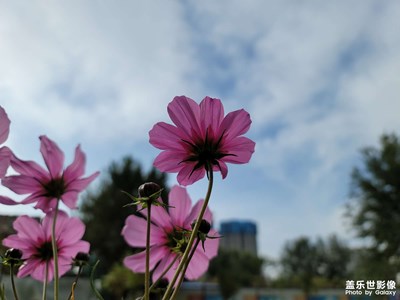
left=219, top=220, right=257, bottom=255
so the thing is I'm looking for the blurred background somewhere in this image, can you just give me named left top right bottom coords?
left=1, top=1, right=400, bottom=299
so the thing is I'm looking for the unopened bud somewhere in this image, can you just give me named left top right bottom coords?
left=191, top=219, right=211, bottom=235
left=5, top=248, right=22, bottom=260
left=75, top=252, right=90, bottom=262
left=3, top=248, right=23, bottom=266
left=138, top=182, right=161, bottom=198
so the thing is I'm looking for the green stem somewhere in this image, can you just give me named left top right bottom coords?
left=144, top=204, right=152, bottom=300
left=162, top=169, right=214, bottom=300
left=51, top=199, right=60, bottom=300
left=90, top=260, right=105, bottom=300
left=42, top=261, right=49, bottom=300
left=10, top=265, right=19, bottom=300
left=169, top=239, right=201, bottom=300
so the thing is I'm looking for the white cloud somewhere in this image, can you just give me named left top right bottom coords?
left=179, top=1, right=400, bottom=261
left=0, top=1, right=195, bottom=145
left=1, top=0, right=400, bottom=266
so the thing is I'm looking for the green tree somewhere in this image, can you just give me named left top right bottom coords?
left=317, top=235, right=352, bottom=286
left=207, top=249, right=266, bottom=300
left=347, top=133, right=400, bottom=277
left=279, top=235, right=352, bottom=295
left=80, top=156, right=169, bottom=275
left=102, top=264, right=144, bottom=299
left=280, top=237, right=320, bottom=297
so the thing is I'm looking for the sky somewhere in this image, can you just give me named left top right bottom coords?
left=1, top=0, right=400, bottom=271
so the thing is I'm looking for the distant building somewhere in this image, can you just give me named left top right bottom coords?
left=219, top=220, right=257, bottom=256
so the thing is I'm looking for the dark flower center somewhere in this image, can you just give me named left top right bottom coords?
left=181, top=128, right=234, bottom=177
left=166, top=229, right=190, bottom=254
left=36, top=241, right=53, bottom=261
left=43, top=177, right=66, bottom=199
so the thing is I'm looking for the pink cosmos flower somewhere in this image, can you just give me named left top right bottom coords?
left=2, top=211, right=90, bottom=282
left=0, top=135, right=99, bottom=212
left=149, top=96, right=255, bottom=185
left=0, top=106, right=11, bottom=178
left=122, top=185, right=219, bottom=282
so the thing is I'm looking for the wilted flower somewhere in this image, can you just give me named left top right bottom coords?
left=2, top=211, right=90, bottom=282
left=149, top=96, right=255, bottom=185
left=0, top=135, right=99, bottom=212
left=122, top=185, right=219, bottom=282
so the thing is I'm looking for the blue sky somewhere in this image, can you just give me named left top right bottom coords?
left=1, top=1, right=400, bottom=267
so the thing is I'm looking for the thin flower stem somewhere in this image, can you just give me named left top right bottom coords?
left=10, top=265, right=19, bottom=300
left=42, top=261, right=49, bottom=300
left=67, top=265, right=83, bottom=300
left=162, top=169, right=214, bottom=300
left=144, top=204, right=152, bottom=300
left=51, top=199, right=60, bottom=300
left=139, top=255, right=180, bottom=300
left=169, top=239, right=201, bottom=300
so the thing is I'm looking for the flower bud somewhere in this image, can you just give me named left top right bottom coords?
left=191, top=219, right=211, bottom=235
left=3, top=248, right=23, bottom=266
left=5, top=248, right=22, bottom=260
left=138, top=182, right=161, bottom=198
left=75, top=252, right=90, bottom=262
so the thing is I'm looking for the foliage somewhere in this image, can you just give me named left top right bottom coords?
left=350, top=248, right=398, bottom=280
left=347, top=133, right=400, bottom=277
left=102, top=264, right=144, bottom=299
left=80, top=156, right=169, bottom=274
left=280, top=236, right=320, bottom=295
left=279, top=235, right=352, bottom=295
left=317, top=235, right=352, bottom=286
left=207, top=249, right=266, bottom=300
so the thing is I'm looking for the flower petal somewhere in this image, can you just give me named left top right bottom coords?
left=59, top=240, right=90, bottom=259
left=0, top=195, right=19, bottom=205
left=123, top=245, right=166, bottom=273
left=59, top=218, right=87, bottom=246
left=57, top=255, right=75, bottom=278
left=149, top=122, right=186, bottom=151
left=199, top=97, right=224, bottom=135
left=39, top=135, right=65, bottom=178
left=0, top=106, right=10, bottom=145
left=200, top=229, right=220, bottom=259
left=214, top=160, right=228, bottom=179
left=153, top=151, right=184, bottom=173
left=2, top=175, right=43, bottom=194
left=222, top=136, right=256, bottom=164
left=9, top=152, right=48, bottom=179
left=122, top=215, right=166, bottom=248
left=168, top=186, right=192, bottom=227
left=60, top=191, right=79, bottom=209
left=141, top=205, right=173, bottom=231
left=152, top=251, right=179, bottom=283
left=184, top=247, right=211, bottom=280
left=219, top=109, right=252, bottom=140
left=17, top=258, right=43, bottom=280
left=20, top=192, right=45, bottom=204
left=185, top=199, right=213, bottom=226
left=0, top=146, right=11, bottom=178
left=177, top=163, right=205, bottom=186
left=167, top=96, right=201, bottom=139
left=66, top=171, right=100, bottom=192
left=34, top=197, right=58, bottom=213
left=63, top=145, right=86, bottom=181
left=13, top=216, right=44, bottom=244
left=2, top=234, right=35, bottom=253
